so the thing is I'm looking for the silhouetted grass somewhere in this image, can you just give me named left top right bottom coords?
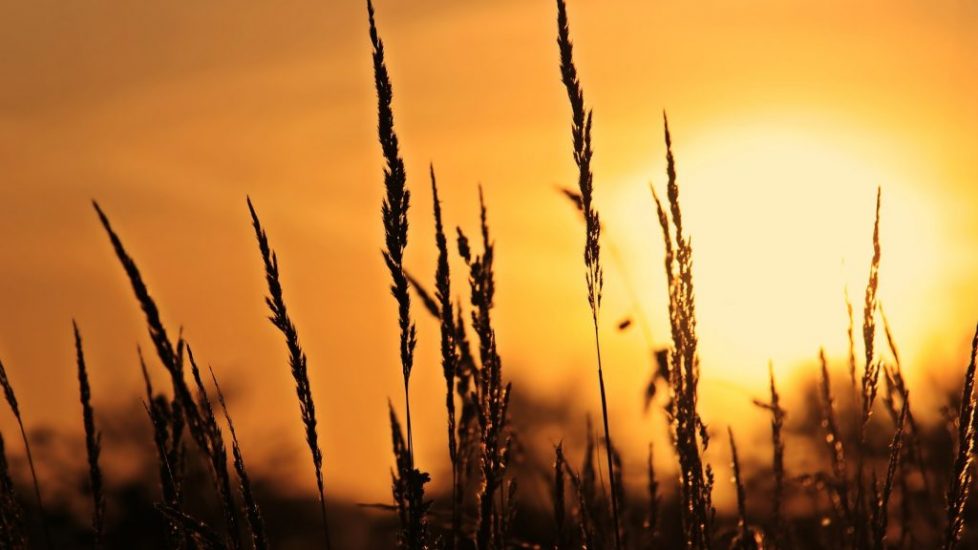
left=209, top=366, right=268, bottom=550
left=943, top=325, right=978, bottom=550
left=72, top=322, right=105, bottom=547
left=651, top=115, right=715, bottom=550
left=0, top=357, right=50, bottom=548
left=0, top=433, right=25, bottom=548
left=555, top=1, right=621, bottom=547
left=246, top=197, right=332, bottom=549
left=0, top=5, right=974, bottom=550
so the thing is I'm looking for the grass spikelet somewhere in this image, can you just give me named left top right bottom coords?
left=555, top=2, right=620, bottom=546
left=728, top=427, right=752, bottom=550
left=208, top=366, right=268, bottom=550
left=92, top=202, right=204, bottom=441
left=860, top=188, right=883, bottom=432
left=845, top=287, right=860, bottom=422
left=187, top=348, right=241, bottom=549
left=73, top=322, right=105, bottom=547
left=854, top=188, right=883, bottom=549
left=752, top=362, right=786, bottom=547
left=942, top=323, right=978, bottom=550
left=651, top=116, right=714, bottom=549
left=246, top=197, right=332, bottom=549
left=139, top=349, right=184, bottom=513
left=429, top=165, right=462, bottom=547
left=0, top=357, right=50, bottom=548
left=458, top=189, right=513, bottom=549
left=367, top=0, right=418, bottom=462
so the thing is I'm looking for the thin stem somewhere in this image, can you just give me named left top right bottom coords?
left=16, top=417, right=50, bottom=549
left=594, top=320, right=622, bottom=550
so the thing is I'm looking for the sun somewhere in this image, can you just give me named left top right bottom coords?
left=606, top=114, right=949, bottom=392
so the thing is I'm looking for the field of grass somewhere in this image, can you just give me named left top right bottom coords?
left=0, top=1, right=976, bottom=549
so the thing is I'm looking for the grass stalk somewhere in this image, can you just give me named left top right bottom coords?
left=367, top=0, right=418, bottom=462
left=0, top=433, right=26, bottom=548
left=429, top=165, right=461, bottom=547
left=187, top=348, right=241, bottom=549
left=73, top=322, right=105, bottom=547
left=208, top=366, right=268, bottom=550
left=942, top=324, right=978, bottom=550
left=729, top=427, right=751, bottom=550
left=0, top=358, right=50, bottom=549
left=247, top=197, right=332, bottom=549
left=554, top=2, right=620, bottom=547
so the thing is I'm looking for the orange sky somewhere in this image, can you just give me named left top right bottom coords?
left=1, top=0, right=976, bottom=507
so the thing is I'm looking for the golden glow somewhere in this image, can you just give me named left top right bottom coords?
left=0, top=0, right=975, bottom=506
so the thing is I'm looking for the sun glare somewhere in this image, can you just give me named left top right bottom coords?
left=610, top=116, right=948, bottom=390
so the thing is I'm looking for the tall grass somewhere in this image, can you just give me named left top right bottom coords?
left=366, top=2, right=437, bottom=546
left=187, top=346, right=241, bottom=549
left=209, top=366, right=269, bottom=550
left=818, top=347, right=854, bottom=538
left=73, top=321, right=105, bottom=547
left=0, top=358, right=50, bottom=548
left=246, top=197, right=332, bottom=548
left=0, top=433, right=25, bottom=547
left=0, top=5, right=975, bottom=550
left=553, top=442, right=567, bottom=548
left=728, top=427, right=751, bottom=550
left=458, top=189, right=513, bottom=549
left=92, top=202, right=205, bottom=445
left=555, top=2, right=621, bottom=547
left=139, top=347, right=185, bottom=537
left=943, top=324, right=978, bottom=550
left=429, top=165, right=462, bottom=547
left=753, top=363, right=786, bottom=548
left=872, top=396, right=907, bottom=549
left=367, top=0, right=418, bottom=462
left=651, top=115, right=715, bottom=550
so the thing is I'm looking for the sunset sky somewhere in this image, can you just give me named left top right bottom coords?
left=1, top=0, right=976, bottom=508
